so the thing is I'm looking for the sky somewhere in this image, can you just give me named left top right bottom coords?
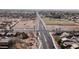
left=0, top=0, right=79, bottom=9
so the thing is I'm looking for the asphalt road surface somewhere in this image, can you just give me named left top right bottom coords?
left=36, top=12, right=55, bottom=49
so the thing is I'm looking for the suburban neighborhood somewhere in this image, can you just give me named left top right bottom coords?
left=0, top=9, right=79, bottom=49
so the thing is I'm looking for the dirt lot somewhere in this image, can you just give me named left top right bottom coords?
left=43, top=18, right=79, bottom=25
left=43, top=17, right=79, bottom=31
left=13, top=20, right=36, bottom=29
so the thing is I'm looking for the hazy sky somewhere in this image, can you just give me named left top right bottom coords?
left=0, top=0, right=78, bottom=9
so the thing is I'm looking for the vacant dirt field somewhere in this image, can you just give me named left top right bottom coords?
left=43, top=18, right=79, bottom=26
left=43, top=17, right=79, bottom=31
left=13, top=20, right=36, bottom=29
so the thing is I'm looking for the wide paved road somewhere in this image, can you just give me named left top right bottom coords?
left=36, top=12, right=55, bottom=49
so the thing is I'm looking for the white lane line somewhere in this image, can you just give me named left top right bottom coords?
left=49, top=32, right=58, bottom=49
left=42, top=33, right=49, bottom=48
